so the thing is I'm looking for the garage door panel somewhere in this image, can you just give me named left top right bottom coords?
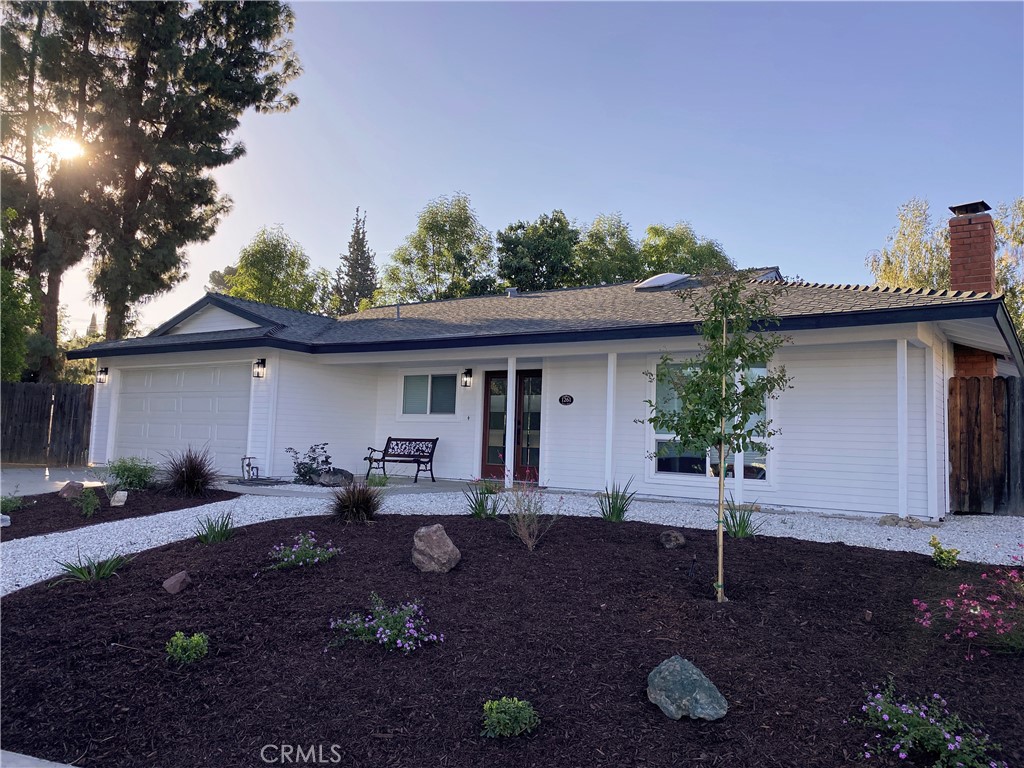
left=113, top=364, right=250, bottom=474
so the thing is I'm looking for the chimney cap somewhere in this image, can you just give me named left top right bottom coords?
left=949, top=200, right=991, bottom=216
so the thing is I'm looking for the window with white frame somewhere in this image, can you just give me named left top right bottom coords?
left=402, top=374, right=457, bottom=415
left=653, top=362, right=769, bottom=480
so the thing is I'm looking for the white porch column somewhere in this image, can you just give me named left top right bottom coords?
left=896, top=339, right=909, bottom=517
left=604, top=352, right=617, bottom=488
left=925, top=345, right=938, bottom=519
left=504, top=357, right=517, bottom=488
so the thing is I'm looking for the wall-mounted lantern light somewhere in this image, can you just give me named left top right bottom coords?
left=461, top=368, right=473, bottom=388
left=252, top=358, right=267, bottom=379
left=96, top=367, right=109, bottom=384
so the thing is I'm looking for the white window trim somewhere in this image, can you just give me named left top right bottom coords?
left=396, top=370, right=461, bottom=422
left=643, top=353, right=776, bottom=489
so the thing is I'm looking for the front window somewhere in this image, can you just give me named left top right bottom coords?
left=402, top=374, right=457, bottom=415
left=653, top=363, right=768, bottom=480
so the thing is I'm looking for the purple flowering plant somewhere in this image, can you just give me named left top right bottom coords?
left=330, top=592, right=443, bottom=654
left=856, top=679, right=1007, bottom=768
left=268, top=532, right=339, bottom=570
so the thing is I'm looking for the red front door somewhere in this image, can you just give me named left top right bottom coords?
left=480, top=370, right=542, bottom=482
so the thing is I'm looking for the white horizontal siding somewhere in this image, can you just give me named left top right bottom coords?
left=541, top=356, right=608, bottom=490
left=165, top=305, right=259, bottom=335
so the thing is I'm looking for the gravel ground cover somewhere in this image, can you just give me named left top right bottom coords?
left=1, top=511, right=1021, bottom=768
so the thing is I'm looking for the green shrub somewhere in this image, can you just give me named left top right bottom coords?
left=481, top=697, right=540, bottom=738
left=331, top=483, right=383, bottom=523
left=269, top=532, right=339, bottom=569
left=193, top=512, right=235, bottom=544
left=165, top=631, right=209, bottom=666
left=164, top=446, right=219, bottom=497
left=857, top=680, right=1008, bottom=767
left=1, top=493, right=22, bottom=515
left=71, top=488, right=100, bottom=519
left=330, top=593, right=444, bottom=654
left=929, top=535, right=960, bottom=569
left=53, top=552, right=132, bottom=584
left=598, top=478, right=637, bottom=522
left=723, top=496, right=763, bottom=538
left=285, top=443, right=332, bottom=485
left=365, top=473, right=388, bottom=488
left=464, top=484, right=499, bottom=519
left=107, top=457, right=157, bottom=490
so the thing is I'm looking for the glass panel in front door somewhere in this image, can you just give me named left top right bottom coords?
left=519, top=374, right=541, bottom=475
left=486, top=376, right=507, bottom=467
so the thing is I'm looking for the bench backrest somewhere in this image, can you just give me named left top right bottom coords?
left=383, top=437, right=438, bottom=459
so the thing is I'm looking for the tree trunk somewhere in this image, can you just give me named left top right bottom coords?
left=38, top=266, right=64, bottom=383
left=716, top=313, right=728, bottom=603
left=104, top=302, right=128, bottom=341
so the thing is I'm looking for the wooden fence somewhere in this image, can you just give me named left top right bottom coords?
left=0, top=382, right=94, bottom=466
left=949, top=376, right=1023, bottom=515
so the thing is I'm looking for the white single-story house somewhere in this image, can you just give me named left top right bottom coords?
left=69, top=203, right=1023, bottom=519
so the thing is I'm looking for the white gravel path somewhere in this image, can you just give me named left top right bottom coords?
left=2, top=491, right=1021, bottom=596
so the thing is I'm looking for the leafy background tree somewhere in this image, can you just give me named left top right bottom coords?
left=570, top=213, right=642, bottom=286
left=225, top=226, right=330, bottom=313
left=640, top=222, right=733, bottom=276
left=206, top=264, right=238, bottom=294
left=332, top=207, right=377, bottom=314
left=645, top=273, right=792, bottom=603
left=377, top=193, right=495, bottom=304
left=1, top=1, right=301, bottom=379
left=866, top=197, right=1024, bottom=333
left=496, top=210, right=580, bottom=292
left=1, top=266, right=38, bottom=381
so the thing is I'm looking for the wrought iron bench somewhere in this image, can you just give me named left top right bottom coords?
left=364, top=437, right=439, bottom=483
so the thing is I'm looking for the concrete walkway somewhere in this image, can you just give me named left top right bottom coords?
left=0, top=466, right=100, bottom=497
left=0, top=750, right=76, bottom=767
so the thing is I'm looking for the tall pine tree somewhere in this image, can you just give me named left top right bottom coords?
left=333, top=207, right=377, bottom=314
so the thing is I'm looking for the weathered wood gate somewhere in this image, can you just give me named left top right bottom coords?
left=0, top=382, right=94, bottom=466
left=948, top=376, right=1023, bottom=515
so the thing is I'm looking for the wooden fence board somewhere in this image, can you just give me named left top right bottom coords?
left=0, top=382, right=93, bottom=466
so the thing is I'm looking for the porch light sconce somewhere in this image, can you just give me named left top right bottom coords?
left=461, top=368, right=473, bottom=388
left=252, top=358, right=267, bottom=379
left=96, top=367, right=109, bottom=385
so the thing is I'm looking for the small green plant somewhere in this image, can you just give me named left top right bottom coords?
left=598, top=477, right=637, bottom=522
left=107, top=456, right=157, bottom=490
left=1, top=493, right=22, bottom=515
left=71, top=488, right=101, bottom=519
left=165, top=631, right=209, bottom=666
left=464, top=484, right=499, bottom=519
left=929, top=535, right=960, bottom=569
left=365, top=473, right=388, bottom=488
left=505, top=484, right=561, bottom=552
left=331, top=483, right=383, bottom=523
left=53, top=552, right=132, bottom=584
left=164, top=446, right=219, bottom=497
left=285, top=443, right=332, bottom=485
left=474, top=477, right=502, bottom=495
left=481, top=697, right=540, bottom=738
left=856, top=679, right=1008, bottom=767
left=723, top=496, right=763, bottom=538
left=330, top=593, right=444, bottom=654
left=269, top=532, right=339, bottom=569
left=193, top=512, right=235, bottom=544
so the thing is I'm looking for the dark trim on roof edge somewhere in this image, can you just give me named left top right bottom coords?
left=67, top=300, right=1009, bottom=360
left=148, top=294, right=275, bottom=337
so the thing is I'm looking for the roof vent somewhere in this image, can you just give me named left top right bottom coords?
left=635, top=273, right=691, bottom=292
left=506, top=287, right=519, bottom=297
left=949, top=200, right=991, bottom=216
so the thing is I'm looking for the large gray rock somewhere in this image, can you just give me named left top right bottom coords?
left=317, top=468, right=354, bottom=487
left=162, top=570, right=192, bottom=594
left=1, top=514, right=10, bottom=527
left=110, top=490, right=127, bottom=507
left=659, top=529, right=686, bottom=549
left=58, top=481, right=84, bottom=499
left=412, top=524, right=461, bottom=573
left=647, top=656, right=728, bottom=721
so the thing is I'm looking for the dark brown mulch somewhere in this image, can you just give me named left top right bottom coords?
left=0, top=489, right=240, bottom=541
left=1, top=515, right=1020, bottom=768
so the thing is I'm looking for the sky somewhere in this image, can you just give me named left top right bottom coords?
left=61, top=1, right=1024, bottom=335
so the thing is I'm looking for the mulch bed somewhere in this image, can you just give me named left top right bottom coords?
left=1, top=514, right=1020, bottom=768
left=0, top=489, right=240, bottom=541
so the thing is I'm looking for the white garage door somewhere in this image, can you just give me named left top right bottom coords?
left=114, top=364, right=251, bottom=474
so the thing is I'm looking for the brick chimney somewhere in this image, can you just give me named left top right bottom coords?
left=949, top=200, right=997, bottom=377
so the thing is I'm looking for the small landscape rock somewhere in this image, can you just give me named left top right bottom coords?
left=1, top=514, right=10, bottom=527
left=659, top=529, right=686, bottom=549
left=58, top=481, right=84, bottom=499
left=412, top=524, right=461, bottom=573
left=647, top=655, right=728, bottom=721
left=317, top=468, right=354, bottom=487
left=162, top=571, right=191, bottom=594
left=864, top=610, right=873, bottom=622
left=110, top=490, right=128, bottom=507
left=877, top=514, right=924, bottom=530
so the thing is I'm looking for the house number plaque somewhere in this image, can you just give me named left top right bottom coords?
left=558, top=394, right=574, bottom=406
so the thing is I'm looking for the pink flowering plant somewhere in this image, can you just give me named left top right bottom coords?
left=330, top=592, right=443, bottom=654
left=268, top=532, right=339, bottom=570
left=856, top=680, right=1007, bottom=767
left=911, top=550, right=1023, bottom=660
